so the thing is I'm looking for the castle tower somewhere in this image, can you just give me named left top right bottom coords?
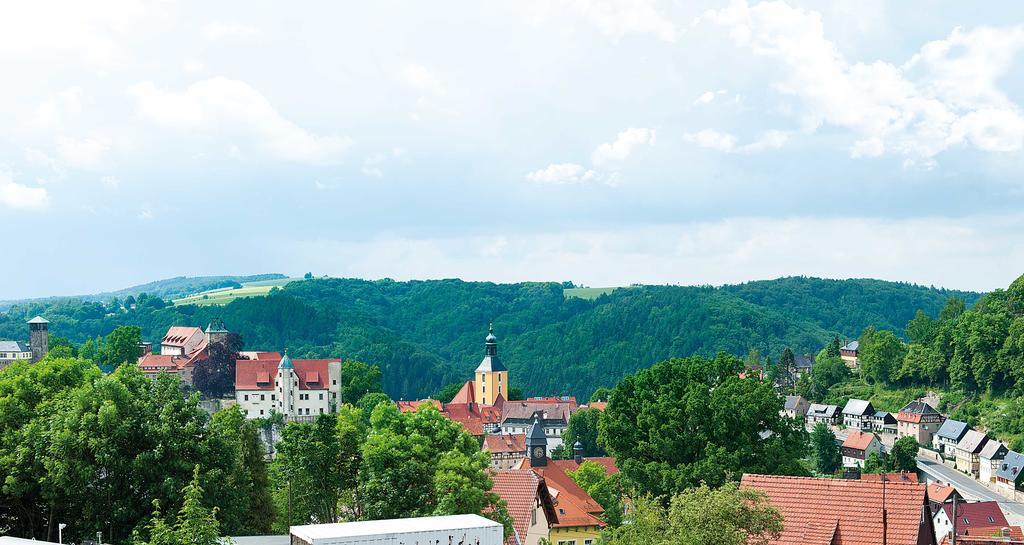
left=205, top=318, right=229, bottom=346
left=526, top=415, right=548, bottom=467
left=474, top=323, right=508, bottom=406
left=277, top=351, right=296, bottom=417
left=28, top=316, right=48, bottom=363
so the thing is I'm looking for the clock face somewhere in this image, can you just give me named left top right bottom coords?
left=533, top=446, right=545, bottom=458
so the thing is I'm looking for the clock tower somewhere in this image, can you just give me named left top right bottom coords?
left=526, top=414, right=547, bottom=467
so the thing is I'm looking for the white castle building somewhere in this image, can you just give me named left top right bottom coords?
left=234, top=351, right=342, bottom=421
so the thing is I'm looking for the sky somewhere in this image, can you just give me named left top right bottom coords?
left=3, top=0, right=1024, bottom=299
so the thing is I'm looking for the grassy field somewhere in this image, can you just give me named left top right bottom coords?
left=173, top=277, right=300, bottom=306
left=563, top=287, right=619, bottom=300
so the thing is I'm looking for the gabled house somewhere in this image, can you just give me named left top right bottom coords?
left=782, top=395, right=810, bottom=419
left=842, top=399, right=875, bottom=430
left=979, top=440, right=1009, bottom=484
left=897, top=401, right=945, bottom=445
left=841, top=430, right=882, bottom=468
left=484, top=434, right=527, bottom=470
left=926, top=483, right=962, bottom=516
left=933, top=419, right=970, bottom=459
left=933, top=501, right=1009, bottom=545
left=997, top=451, right=1024, bottom=492
left=234, top=353, right=342, bottom=421
left=956, top=430, right=990, bottom=477
left=741, top=474, right=937, bottom=545
left=501, top=402, right=572, bottom=456
left=489, top=469, right=558, bottom=545
left=794, top=355, right=814, bottom=380
left=872, top=410, right=898, bottom=434
left=840, top=340, right=859, bottom=368
left=806, top=403, right=840, bottom=426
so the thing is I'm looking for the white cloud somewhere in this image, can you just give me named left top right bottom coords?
left=398, top=63, right=444, bottom=95
left=101, top=175, right=119, bottom=189
left=693, top=89, right=727, bottom=105
left=0, top=171, right=48, bottom=209
left=313, top=180, right=333, bottom=190
left=55, top=135, right=111, bottom=171
left=700, top=2, right=1024, bottom=162
left=525, top=163, right=600, bottom=184
left=30, top=88, right=83, bottom=129
left=202, top=22, right=260, bottom=42
left=129, top=77, right=352, bottom=163
left=591, top=128, right=656, bottom=166
left=361, top=166, right=384, bottom=178
left=137, top=206, right=153, bottom=220
left=684, top=129, right=788, bottom=154
left=528, top=0, right=679, bottom=42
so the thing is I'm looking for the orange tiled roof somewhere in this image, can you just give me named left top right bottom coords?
left=842, top=430, right=877, bottom=451
left=489, top=469, right=558, bottom=545
left=451, top=380, right=477, bottom=404
left=161, top=326, right=203, bottom=347
left=396, top=399, right=443, bottom=413
left=519, top=459, right=606, bottom=529
left=484, top=434, right=527, bottom=454
left=940, top=525, right=1024, bottom=545
left=927, top=483, right=957, bottom=503
left=860, top=472, right=919, bottom=483
left=587, top=401, right=608, bottom=411
left=741, top=474, right=930, bottom=545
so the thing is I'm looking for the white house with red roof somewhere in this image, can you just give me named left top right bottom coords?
left=139, top=322, right=237, bottom=384
left=842, top=430, right=882, bottom=468
left=234, top=352, right=342, bottom=421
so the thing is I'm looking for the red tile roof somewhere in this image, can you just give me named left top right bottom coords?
left=842, top=430, right=878, bottom=451
left=861, top=472, right=919, bottom=483
left=741, top=474, right=932, bottom=545
left=587, top=401, right=608, bottom=411
left=940, top=525, right=1024, bottom=545
left=484, top=434, right=527, bottom=454
left=489, top=469, right=558, bottom=545
left=927, top=484, right=958, bottom=503
left=235, top=358, right=338, bottom=391
left=161, top=326, right=203, bottom=347
left=396, top=399, right=443, bottom=413
left=548, top=457, right=619, bottom=476
left=942, top=501, right=1008, bottom=534
left=451, top=380, right=477, bottom=404
left=516, top=459, right=606, bottom=529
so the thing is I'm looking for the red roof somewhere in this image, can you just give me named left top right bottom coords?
left=489, top=470, right=558, bottom=545
left=587, top=401, right=608, bottom=411
left=484, top=434, right=527, bottom=454
left=927, top=484, right=958, bottom=503
left=161, top=326, right=203, bottom=347
left=442, top=402, right=502, bottom=437
left=548, top=457, right=619, bottom=476
left=741, top=474, right=931, bottom=545
left=940, top=525, right=1024, bottom=545
left=235, top=358, right=338, bottom=391
left=842, top=430, right=878, bottom=451
left=898, top=412, right=924, bottom=423
left=396, top=399, right=442, bottom=413
left=942, top=501, right=1008, bottom=534
left=516, top=459, right=606, bottom=529
left=526, top=396, right=579, bottom=410
left=451, top=380, right=477, bottom=404
left=861, top=472, right=919, bottom=483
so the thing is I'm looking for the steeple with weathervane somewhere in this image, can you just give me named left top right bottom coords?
left=474, top=323, right=508, bottom=406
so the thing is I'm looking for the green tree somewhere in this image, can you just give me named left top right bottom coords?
left=341, top=360, right=384, bottom=404
left=778, top=347, right=796, bottom=390
left=857, top=328, right=907, bottom=384
left=796, top=350, right=849, bottom=401
left=193, top=332, right=245, bottom=398
left=598, top=353, right=807, bottom=497
left=356, top=392, right=393, bottom=424
left=136, top=466, right=223, bottom=545
left=906, top=310, right=939, bottom=345
left=79, top=336, right=100, bottom=363
left=102, top=325, right=141, bottom=367
left=887, top=436, right=918, bottom=472
left=940, top=297, right=967, bottom=322
left=810, top=422, right=840, bottom=475
left=568, top=461, right=623, bottom=526
left=863, top=451, right=884, bottom=474
left=433, top=382, right=464, bottom=403
left=560, top=408, right=606, bottom=458
left=506, top=385, right=524, bottom=401
left=271, top=414, right=343, bottom=527
left=590, top=387, right=612, bottom=403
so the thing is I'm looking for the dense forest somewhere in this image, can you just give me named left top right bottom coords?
left=0, top=276, right=981, bottom=400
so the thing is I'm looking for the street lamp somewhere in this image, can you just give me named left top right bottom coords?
left=58, top=523, right=66, bottom=545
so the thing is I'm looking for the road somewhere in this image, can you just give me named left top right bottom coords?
left=917, top=456, right=1024, bottom=523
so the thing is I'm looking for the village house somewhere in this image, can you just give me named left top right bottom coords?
left=871, top=410, right=898, bottom=434
left=842, top=398, right=875, bottom=430
left=840, top=340, right=859, bottom=367
left=0, top=316, right=49, bottom=369
left=484, top=434, right=527, bottom=470
left=940, top=526, right=1024, bottom=545
left=489, top=469, right=558, bottom=545
left=897, top=400, right=945, bottom=445
left=793, top=354, right=814, bottom=380
left=841, top=430, right=882, bottom=468
left=933, top=501, right=1008, bottom=545
left=996, top=451, right=1024, bottom=492
left=782, top=395, right=810, bottom=419
left=138, top=321, right=241, bottom=384
left=979, top=440, right=1009, bottom=484
left=956, top=429, right=991, bottom=477
left=741, top=473, right=937, bottom=545
left=933, top=419, right=970, bottom=460
left=234, top=352, right=342, bottom=421
left=805, top=403, right=840, bottom=426
left=926, top=483, right=962, bottom=516
left=501, top=402, right=572, bottom=456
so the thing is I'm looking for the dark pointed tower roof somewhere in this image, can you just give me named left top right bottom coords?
left=527, top=414, right=547, bottom=444
left=279, top=349, right=294, bottom=370
left=475, top=323, right=507, bottom=372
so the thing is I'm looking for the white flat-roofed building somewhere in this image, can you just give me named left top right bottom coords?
left=290, top=514, right=503, bottom=545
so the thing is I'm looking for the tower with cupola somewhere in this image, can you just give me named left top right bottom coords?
left=475, top=323, right=508, bottom=406
left=277, top=351, right=296, bottom=415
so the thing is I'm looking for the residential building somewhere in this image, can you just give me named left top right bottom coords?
left=475, top=324, right=508, bottom=406
left=741, top=474, right=937, bottom=545
left=485, top=434, right=528, bottom=470
left=502, top=402, right=572, bottom=456
left=860, top=472, right=919, bottom=483
left=933, top=419, right=970, bottom=459
left=138, top=321, right=246, bottom=384
left=956, top=430, right=990, bottom=477
left=840, top=340, right=859, bottom=367
left=489, top=469, right=558, bottom=545
left=841, top=430, right=882, bottom=468
left=926, top=483, right=962, bottom=516
left=160, top=325, right=206, bottom=356
left=0, top=316, right=49, bottom=369
left=997, top=451, right=1024, bottom=492
left=940, top=526, right=1024, bottom=545
left=782, top=395, right=810, bottom=419
left=897, top=400, right=945, bottom=445
left=979, top=440, right=1009, bottom=483
left=234, top=352, right=342, bottom=421
left=793, top=354, right=814, bottom=380
left=933, top=501, right=1009, bottom=545
left=289, top=515, right=503, bottom=545
left=872, top=410, right=898, bottom=434
left=805, top=403, right=840, bottom=426
left=842, top=398, right=875, bottom=430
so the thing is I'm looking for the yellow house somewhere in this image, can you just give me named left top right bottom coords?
left=475, top=324, right=508, bottom=406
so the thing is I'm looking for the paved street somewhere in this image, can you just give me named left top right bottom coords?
left=918, top=456, right=1024, bottom=524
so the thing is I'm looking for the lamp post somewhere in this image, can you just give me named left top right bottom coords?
left=58, top=523, right=66, bottom=545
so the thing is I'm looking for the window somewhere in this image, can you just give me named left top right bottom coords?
left=584, top=541, right=594, bottom=545
left=306, top=408, right=311, bottom=415
left=320, top=407, right=324, bottom=414
left=271, top=395, right=276, bottom=401
left=260, top=394, right=265, bottom=401
left=244, top=394, right=249, bottom=401
left=531, top=504, right=536, bottom=525
left=259, top=409, right=264, bottom=415
left=319, top=393, right=324, bottom=400
left=275, top=380, right=279, bottom=387
left=557, top=541, right=576, bottom=545
left=332, top=379, right=337, bottom=385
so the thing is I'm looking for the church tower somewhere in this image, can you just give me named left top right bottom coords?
left=28, top=316, right=48, bottom=363
left=526, top=415, right=548, bottom=467
left=474, top=323, right=507, bottom=406
left=277, top=351, right=296, bottom=417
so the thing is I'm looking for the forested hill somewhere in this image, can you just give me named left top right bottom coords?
left=0, top=277, right=981, bottom=400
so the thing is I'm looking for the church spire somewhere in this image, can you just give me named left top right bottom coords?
left=485, top=322, right=497, bottom=356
